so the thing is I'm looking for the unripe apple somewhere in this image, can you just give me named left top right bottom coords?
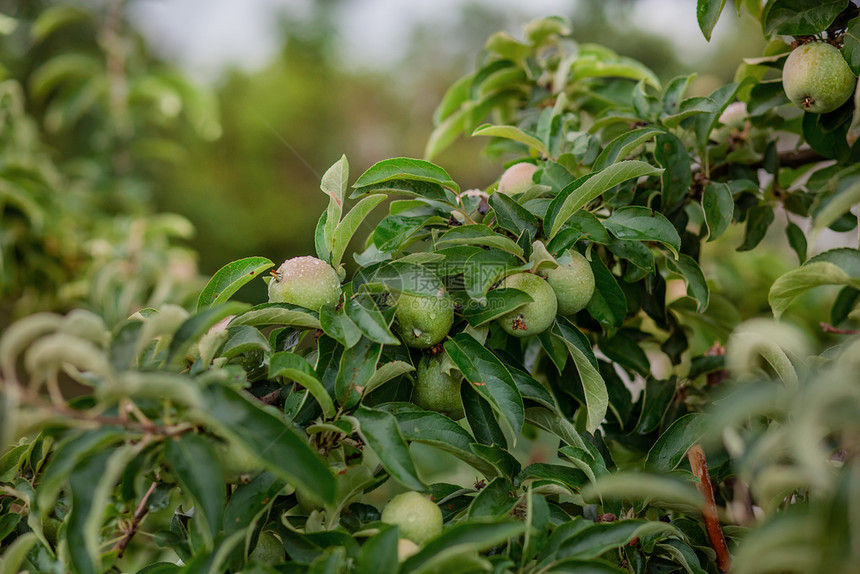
left=496, top=273, right=557, bottom=337
left=497, top=162, right=537, bottom=195
left=540, top=251, right=595, bottom=316
left=268, top=256, right=341, bottom=311
left=413, top=354, right=464, bottom=420
left=214, top=437, right=259, bottom=483
left=249, top=530, right=285, bottom=564
left=782, top=42, right=856, bottom=114
left=381, top=491, right=443, bottom=546
left=394, top=291, right=454, bottom=348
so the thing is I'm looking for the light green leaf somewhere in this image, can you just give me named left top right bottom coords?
left=769, top=261, right=860, bottom=319
left=472, top=124, right=550, bottom=157
left=196, top=256, right=274, bottom=311
left=697, top=0, right=728, bottom=41
left=603, top=206, right=681, bottom=257
left=812, top=179, right=860, bottom=238
left=352, top=406, right=425, bottom=491
left=269, top=352, right=335, bottom=418
left=547, top=161, right=663, bottom=238
left=556, top=335, right=608, bottom=434
left=331, top=194, right=387, bottom=268
left=322, top=155, right=349, bottom=257
left=0, top=533, right=39, bottom=574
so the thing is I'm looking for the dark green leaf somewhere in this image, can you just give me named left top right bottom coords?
left=665, top=254, right=710, bottom=311
left=220, top=325, right=270, bottom=360
left=702, top=182, right=734, bottom=241
left=698, top=0, right=728, bottom=41
left=547, top=162, right=664, bottom=238
left=654, top=133, right=692, bottom=209
left=462, top=383, right=508, bottom=449
left=354, top=406, right=425, bottom=490
left=319, top=305, right=362, bottom=348
left=336, top=337, right=383, bottom=408
left=785, top=221, right=808, bottom=263
left=196, top=257, right=274, bottom=312
left=198, top=385, right=335, bottom=503
left=403, top=522, right=525, bottom=574
left=437, top=224, right=524, bottom=257
left=168, top=302, right=250, bottom=364
left=470, top=443, right=522, bottom=481
left=344, top=298, right=399, bottom=346
left=634, top=378, right=677, bottom=434
left=842, top=17, right=860, bottom=75
left=489, top=192, right=540, bottom=240
left=270, top=352, right=336, bottom=418
left=646, top=413, right=710, bottom=472
left=444, top=333, right=525, bottom=434
left=463, top=288, right=532, bottom=326
left=586, top=256, right=627, bottom=328
left=230, top=303, right=321, bottom=330
left=738, top=203, right=775, bottom=252
left=165, top=434, right=225, bottom=547
left=358, top=526, right=399, bottom=574
left=223, top=472, right=286, bottom=535
left=373, top=214, right=445, bottom=252
left=762, top=0, right=847, bottom=36
left=592, top=128, right=664, bottom=172
left=516, top=463, right=588, bottom=492
left=464, top=250, right=528, bottom=303
left=603, top=207, right=681, bottom=257
left=468, top=477, right=518, bottom=519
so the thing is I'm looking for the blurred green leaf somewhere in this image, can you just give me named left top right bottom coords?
left=761, top=0, right=847, bottom=36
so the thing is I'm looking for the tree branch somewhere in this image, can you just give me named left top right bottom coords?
left=113, top=481, right=157, bottom=557
left=707, top=148, right=827, bottom=180
left=687, top=444, right=732, bottom=573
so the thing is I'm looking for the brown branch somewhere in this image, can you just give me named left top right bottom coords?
left=707, top=148, right=827, bottom=180
left=820, top=322, right=860, bottom=335
left=257, top=387, right=283, bottom=406
left=687, top=444, right=732, bottom=573
left=112, top=481, right=157, bottom=557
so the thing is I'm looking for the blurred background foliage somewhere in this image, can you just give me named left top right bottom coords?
left=1, top=0, right=843, bottom=340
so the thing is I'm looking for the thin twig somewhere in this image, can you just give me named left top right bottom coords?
left=706, top=148, right=827, bottom=180
left=687, top=444, right=732, bottom=573
left=821, top=322, right=860, bottom=335
left=112, top=481, right=158, bottom=557
left=257, top=387, right=282, bottom=406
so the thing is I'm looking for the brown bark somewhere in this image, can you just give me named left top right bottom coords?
left=687, top=444, right=732, bottom=573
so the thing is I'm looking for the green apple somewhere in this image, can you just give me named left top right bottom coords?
left=497, top=162, right=537, bottom=195
left=782, top=42, right=856, bottom=114
left=413, top=354, right=464, bottom=420
left=214, top=437, right=259, bottom=483
left=496, top=273, right=557, bottom=337
left=249, top=530, right=285, bottom=564
left=540, top=251, right=595, bottom=316
left=381, top=491, right=443, bottom=546
left=395, top=291, right=454, bottom=348
left=268, top=256, right=341, bottom=311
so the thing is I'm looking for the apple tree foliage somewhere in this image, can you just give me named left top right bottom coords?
left=4, top=1, right=860, bottom=573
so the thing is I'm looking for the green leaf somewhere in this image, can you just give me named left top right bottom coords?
left=437, top=225, right=524, bottom=257
left=516, top=463, right=589, bottom=493
left=219, top=325, right=270, bottom=360
left=463, top=288, right=533, bottom=326
left=738, top=204, right=776, bottom=252
left=353, top=406, right=425, bottom=491
left=331, top=195, right=387, bottom=268
left=812, top=179, right=860, bottom=237
left=320, top=305, right=362, bottom=348
left=555, top=330, right=608, bottom=434
left=344, top=297, right=399, bottom=346
left=403, top=522, right=526, bottom=574
left=0, top=533, right=39, bottom=574
left=785, top=222, right=808, bottom=263
left=582, top=472, right=703, bottom=508
left=467, top=477, right=519, bottom=519
left=547, top=161, right=663, bottom=238
left=702, top=182, right=734, bottom=241
left=378, top=402, right=497, bottom=478
left=67, top=447, right=134, bottom=574
left=489, top=192, right=540, bottom=240
left=196, top=385, right=335, bottom=503
left=665, top=254, right=709, bottom=311
left=472, top=124, right=550, bottom=157
left=553, top=520, right=677, bottom=560
left=164, top=434, right=225, bottom=549
left=462, top=384, right=509, bottom=449
left=586, top=256, right=627, bottom=328
left=526, top=407, right=588, bottom=450
left=321, top=155, right=349, bottom=258
left=697, top=0, right=728, bottom=41
left=354, top=158, right=459, bottom=193
left=463, top=250, right=528, bottom=303
left=654, top=133, right=692, bottom=209
left=230, top=303, right=321, bottom=330
left=843, top=17, right=860, bottom=76
left=769, top=260, right=860, bottom=319
left=197, top=257, right=274, bottom=312
left=761, top=0, right=847, bottom=36
left=592, top=127, right=664, bottom=172
left=363, top=360, right=416, bottom=396
left=31, top=4, right=88, bottom=42
left=444, top=333, right=525, bottom=435
left=603, top=207, right=681, bottom=257
left=358, top=526, right=399, bottom=574
left=373, top=214, right=446, bottom=252
left=336, top=337, right=383, bottom=407
left=269, top=352, right=336, bottom=418
left=167, top=302, right=250, bottom=364
left=223, top=472, right=286, bottom=535
left=646, top=413, right=709, bottom=472
left=471, top=443, right=521, bottom=480
left=662, top=96, right=719, bottom=128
